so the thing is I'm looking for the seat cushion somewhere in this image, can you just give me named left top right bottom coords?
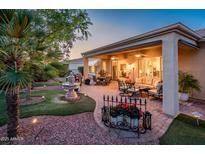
left=138, top=84, right=154, bottom=89
left=152, top=79, right=159, bottom=87
left=148, top=89, right=157, bottom=94
left=127, top=88, right=139, bottom=92
left=146, top=77, right=153, bottom=85
left=135, top=77, right=142, bottom=84
left=156, top=82, right=163, bottom=94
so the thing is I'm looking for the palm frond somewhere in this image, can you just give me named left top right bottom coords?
left=179, top=71, right=201, bottom=93
left=0, top=69, right=30, bottom=94
left=0, top=10, right=32, bottom=38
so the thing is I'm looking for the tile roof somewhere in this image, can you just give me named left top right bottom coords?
left=195, top=28, right=205, bottom=38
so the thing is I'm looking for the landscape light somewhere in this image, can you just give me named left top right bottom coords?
left=32, top=118, right=38, bottom=124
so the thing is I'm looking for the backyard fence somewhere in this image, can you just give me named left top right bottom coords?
left=101, top=95, right=152, bottom=138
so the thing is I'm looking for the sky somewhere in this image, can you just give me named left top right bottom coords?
left=70, top=9, right=205, bottom=59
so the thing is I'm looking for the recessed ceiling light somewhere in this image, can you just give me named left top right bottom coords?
left=135, top=54, right=141, bottom=58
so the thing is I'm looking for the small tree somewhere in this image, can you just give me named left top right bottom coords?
left=0, top=10, right=32, bottom=138
left=0, top=9, right=92, bottom=139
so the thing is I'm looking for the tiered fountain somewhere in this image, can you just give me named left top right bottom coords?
left=62, top=72, right=79, bottom=101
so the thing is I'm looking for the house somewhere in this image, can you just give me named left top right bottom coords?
left=81, top=22, right=205, bottom=116
left=69, top=58, right=84, bottom=74
left=69, top=57, right=100, bottom=75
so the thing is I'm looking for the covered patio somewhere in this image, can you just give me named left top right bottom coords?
left=82, top=23, right=201, bottom=117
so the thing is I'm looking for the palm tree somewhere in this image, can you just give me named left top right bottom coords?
left=179, top=71, right=201, bottom=95
left=0, top=10, right=32, bottom=138
left=0, top=9, right=92, bottom=139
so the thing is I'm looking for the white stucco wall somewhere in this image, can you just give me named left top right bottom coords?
left=69, top=58, right=83, bottom=74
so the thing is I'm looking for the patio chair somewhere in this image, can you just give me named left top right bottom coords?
left=127, top=86, right=140, bottom=98
left=105, top=76, right=112, bottom=85
left=148, top=81, right=163, bottom=99
left=118, top=81, right=134, bottom=97
left=92, top=75, right=100, bottom=85
left=118, top=80, right=126, bottom=91
left=98, top=77, right=106, bottom=85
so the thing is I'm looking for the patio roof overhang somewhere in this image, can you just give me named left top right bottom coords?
left=178, top=39, right=200, bottom=49
left=82, top=22, right=201, bottom=58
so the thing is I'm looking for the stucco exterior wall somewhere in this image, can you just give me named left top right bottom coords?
left=69, top=59, right=83, bottom=74
left=178, top=42, right=205, bottom=100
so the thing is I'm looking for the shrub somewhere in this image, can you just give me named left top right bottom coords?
left=78, top=66, right=84, bottom=75
left=179, top=71, right=201, bottom=93
left=50, top=62, right=68, bottom=77
left=59, top=64, right=68, bottom=77
left=44, top=64, right=59, bottom=79
left=30, top=64, right=48, bottom=82
left=50, top=61, right=64, bottom=70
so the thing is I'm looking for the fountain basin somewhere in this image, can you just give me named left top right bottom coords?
left=62, top=83, right=80, bottom=101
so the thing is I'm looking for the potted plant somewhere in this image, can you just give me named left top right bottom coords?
left=98, top=69, right=106, bottom=77
left=120, top=103, right=130, bottom=124
left=115, top=104, right=124, bottom=121
left=84, top=78, right=90, bottom=85
left=110, top=106, right=119, bottom=125
left=127, top=105, right=141, bottom=128
left=178, top=71, right=201, bottom=102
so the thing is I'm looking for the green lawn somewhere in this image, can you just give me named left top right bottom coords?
left=32, top=82, right=61, bottom=87
left=0, top=90, right=96, bottom=127
left=159, top=113, right=205, bottom=145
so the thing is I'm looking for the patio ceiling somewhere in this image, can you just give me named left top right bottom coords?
left=88, top=39, right=198, bottom=60
left=91, top=41, right=197, bottom=60
left=93, top=41, right=162, bottom=59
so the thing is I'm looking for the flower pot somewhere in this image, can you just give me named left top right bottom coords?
left=130, top=118, right=138, bottom=128
left=179, top=92, right=189, bottom=102
left=125, top=115, right=131, bottom=126
left=111, top=116, right=118, bottom=125
left=117, top=115, right=123, bottom=123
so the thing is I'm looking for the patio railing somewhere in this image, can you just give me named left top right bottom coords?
left=101, top=95, right=152, bottom=138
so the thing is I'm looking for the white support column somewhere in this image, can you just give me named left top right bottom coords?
left=83, top=57, right=89, bottom=79
left=162, top=33, right=179, bottom=116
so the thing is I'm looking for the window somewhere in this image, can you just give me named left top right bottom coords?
left=138, top=57, right=162, bottom=79
left=120, top=64, right=127, bottom=77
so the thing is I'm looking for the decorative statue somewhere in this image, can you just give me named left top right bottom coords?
left=67, top=72, right=75, bottom=85
left=63, top=71, right=79, bottom=101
